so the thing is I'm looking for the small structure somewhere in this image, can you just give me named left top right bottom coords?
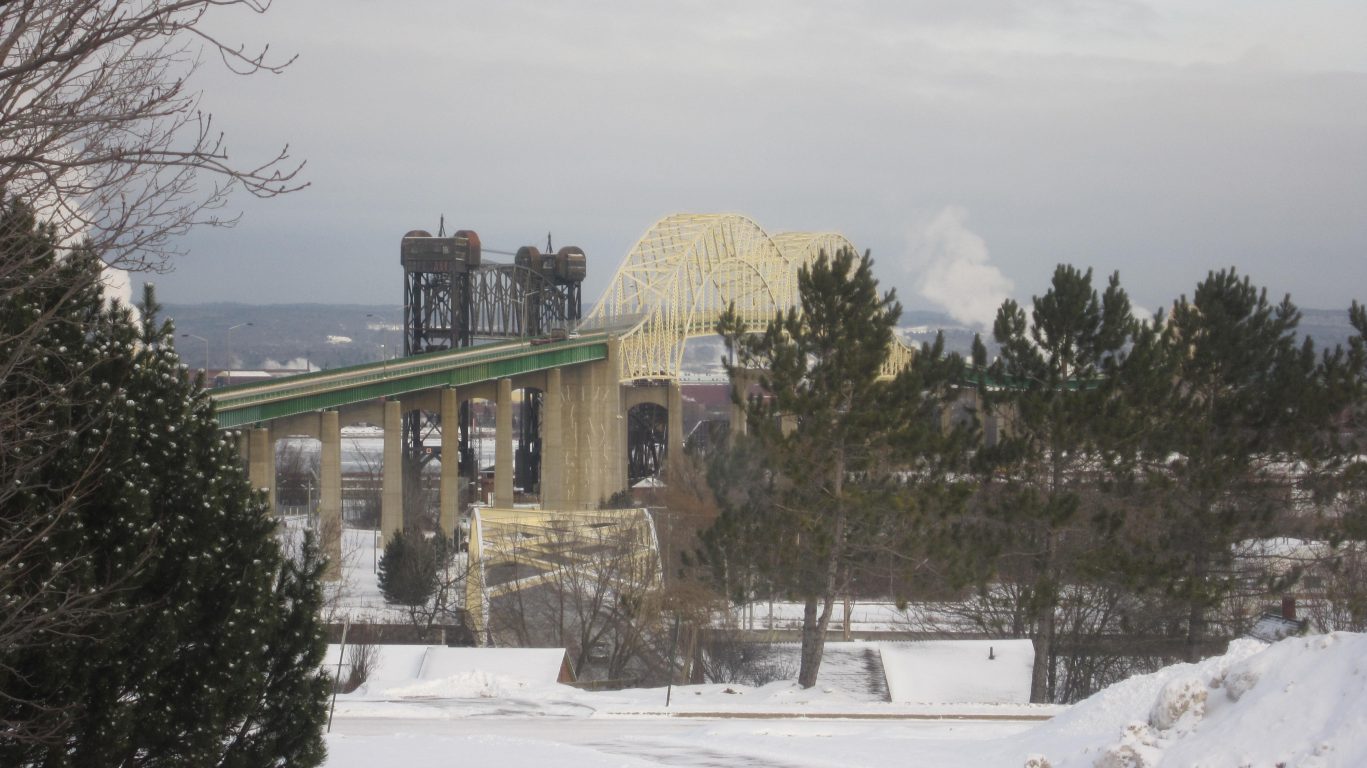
left=466, top=507, right=663, bottom=639
left=325, top=645, right=576, bottom=691
left=879, top=639, right=1035, bottom=704
left=1248, top=597, right=1309, bottom=643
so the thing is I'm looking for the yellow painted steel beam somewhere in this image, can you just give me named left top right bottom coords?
left=470, top=507, right=662, bottom=607
left=583, top=214, right=914, bottom=381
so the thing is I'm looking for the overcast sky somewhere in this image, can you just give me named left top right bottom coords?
left=153, top=0, right=1367, bottom=328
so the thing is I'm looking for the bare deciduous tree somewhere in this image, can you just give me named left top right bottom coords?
left=0, top=0, right=305, bottom=271
left=484, top=510, right=668, bottom=683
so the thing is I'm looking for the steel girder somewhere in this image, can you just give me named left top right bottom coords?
left=469, top=507, right=662, bottom=604
left=582, top=213, right=914, bottom=381
left=209, top=336, right=609, bottom=429
left=470, top=264, right=581, bottom=340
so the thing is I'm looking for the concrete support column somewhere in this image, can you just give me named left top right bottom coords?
left=535, top=368, right=563, bottom=508
left=605, top=361, right=627, bottom=501
left=382, top=399, right=403, bottom=544
left=495, top=378, right=513, bottom=508
left=616, top=385, right=628, bottom=494
left=568, top=367, right=590, bottom=509
left=247, top=427, right=275, bottom=513
left=542, top=368, right=564, bottom=510
left=667, top=380, right=684, bottom=474
left=236, top=430, right=251, bottom=468
left=593, top=360, right=615, bottom=506
left=319, top=410, right=342, bottom=580
left=439, top=387, right=460, bottom=535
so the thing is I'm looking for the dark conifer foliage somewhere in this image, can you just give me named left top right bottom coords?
left=704, top=248, right=966, bottom=688
left=377, top=529, right=458, bottom=632
left=970, top=265, right=1137, bottom=702
left=0, top=199, right=328, bottom=766
left=1124, top=268, right=1325, bottom=661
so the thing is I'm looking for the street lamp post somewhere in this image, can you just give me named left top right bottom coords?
left=368, top=312, right=401, bottom=358
left=225, top=321, right=253, bottom=383
left=180, top=333, right=209, bottom=373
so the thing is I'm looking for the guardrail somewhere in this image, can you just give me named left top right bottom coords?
left=210, top=333, right=611, bottom=429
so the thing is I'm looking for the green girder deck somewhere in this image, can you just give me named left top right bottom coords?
left=209, top=333, right=610, bottom=429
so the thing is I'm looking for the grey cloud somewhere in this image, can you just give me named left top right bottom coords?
left=156, top=1, right=1367, bottom=319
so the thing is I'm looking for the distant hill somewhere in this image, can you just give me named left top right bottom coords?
left=162, top=303, right=1360, bottom=374
left=163, top=303, right=402, bottom=371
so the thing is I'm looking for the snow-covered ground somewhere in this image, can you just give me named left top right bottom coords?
left=316, top=525, right=1366, bottom=765
left=324, top=633, right=1367, bottom=767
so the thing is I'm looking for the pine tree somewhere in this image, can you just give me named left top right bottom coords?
left=973, top=265, right=1136, bottom=702
left=0, top=200, right=328, bottom=766
left=1122, top=268, right=1322, bottom=661
left=377, top=528, right=460, bottom=635
left=704, top=248, right=964, bottom=688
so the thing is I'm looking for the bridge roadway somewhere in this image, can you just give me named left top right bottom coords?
left=210, top=328, right=688, bottom=580
left=210, top=332, right=612, bottom=429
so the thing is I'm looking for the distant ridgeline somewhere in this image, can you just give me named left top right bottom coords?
left=162, top=303, right=1359, bottom=375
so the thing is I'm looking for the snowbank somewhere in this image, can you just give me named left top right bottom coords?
left=1022, top=633, right=1367, bottom=767
left=324, top=633, right=1367, bottom=767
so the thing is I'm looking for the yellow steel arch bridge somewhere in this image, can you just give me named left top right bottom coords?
left=213, top=213, right=913, bottom=430
left=212, top=213, right=915, bottom=573
left=583, top=213, right=914, bottom=382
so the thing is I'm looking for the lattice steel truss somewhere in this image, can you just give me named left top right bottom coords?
left=468, top=507, right=662, bottom=618
left=399, top=231, right=583, bottom=498
left=470, top=265, right=581, bottom=340
left=583, top=213, right=914, bottom=381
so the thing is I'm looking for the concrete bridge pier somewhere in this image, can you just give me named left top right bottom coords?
left=495, top=378, right=514, bottom=508
left=382, top=399, right=403, bottom=544
left=439, top=387, right=460, bottom=536
left=542, top=368, right=564, bottom=510
left=247, top=426, right=275, bottom=511
left=319, top=409, right=342, bottom=580
left=547, top=348, right=627, bottom=510
left=246, top=409, right=346, bottom=580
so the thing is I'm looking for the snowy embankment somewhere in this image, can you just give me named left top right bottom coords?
left=1017, top=632, right=1367, bottom=768
left=325, top=632, right=1367, bottom=767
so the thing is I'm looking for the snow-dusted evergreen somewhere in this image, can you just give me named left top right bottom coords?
left=0, top=199, right=329, bottom=765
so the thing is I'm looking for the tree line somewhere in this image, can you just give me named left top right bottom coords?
left=702, top=251, right=1367, bottom=702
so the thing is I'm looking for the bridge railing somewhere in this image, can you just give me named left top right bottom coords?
left=210, top=333, right=611, bottom=429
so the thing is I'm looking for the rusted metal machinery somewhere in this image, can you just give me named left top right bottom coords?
left=400, top=229, right=588, bottom=514
left=400, top=229, right=482, bottom=352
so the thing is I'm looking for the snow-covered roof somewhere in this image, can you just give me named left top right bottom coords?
left=880, top=639, right=1034, bottom=704
left=325, top=645, right=573, bottom=695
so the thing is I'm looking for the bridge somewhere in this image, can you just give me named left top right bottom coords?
left=211, top=213, right=913, bottom=577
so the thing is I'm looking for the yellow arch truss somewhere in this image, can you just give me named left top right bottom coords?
left=584, top=213, right=913, bottom=381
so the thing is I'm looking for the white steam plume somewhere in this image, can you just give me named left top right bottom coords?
left=100, top=264, right=142, bottom=325
left=906, top=206, right=1013, bottom=330
left=263, top=357, right=313, bottom=372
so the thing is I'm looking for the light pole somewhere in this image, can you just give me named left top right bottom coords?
left=180, top=333, right=209, bottom=373
left=368, top=312, right=401, bottom=358
left=226, top=321, right=253, bottom=382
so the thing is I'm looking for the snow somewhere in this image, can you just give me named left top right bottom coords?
left=881, top=640, right=1033, bottom=704
left=324, top=633, right=1367, bottom=767
left=316, top=524, right=1367, bottom=765
left=323, top=646, right=569, bottom=696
